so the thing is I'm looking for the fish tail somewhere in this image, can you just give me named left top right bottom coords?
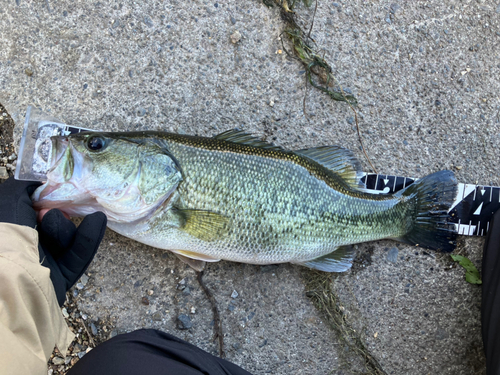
left=397, top=170, right=458, bottom=252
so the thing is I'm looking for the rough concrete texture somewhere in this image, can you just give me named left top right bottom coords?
left=1, top=0, right=499, bottom=373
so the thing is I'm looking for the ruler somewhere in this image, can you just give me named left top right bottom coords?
left=360, top=173, right=500, bottom=237
left=19, top=113, right=500, bottom=237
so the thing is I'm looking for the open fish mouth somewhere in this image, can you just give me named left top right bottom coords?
left=32, top=135, right=83, bottom=210
left=31, top=132, right=184, bottom=222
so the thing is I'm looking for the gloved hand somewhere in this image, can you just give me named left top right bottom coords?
left=0, top=177, right=107, bottom=306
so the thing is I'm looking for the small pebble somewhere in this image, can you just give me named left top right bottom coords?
left=76, top=283, right=84, bottom=290
left=61, top=308, right=69, bottom=318
left=52, top=356, right=65, bottom=365
left=387, top=247, right=399, bottom=263
left=77, top=351, right=86, bottom=359
left=231, top=290, right=239, bottom=298
left=8, top=154, right=17, bottom=161
left=177, top=314, right=192, bottom=330
left=147, top=289, right=154, bottom=296
left=0, top=166, right=8, bottom=179
left=90, top=323, right=98, bottom=336
left=455, top=165, right=463, bottom=170
left=390, top=3, right=400, bottom=13
left=152, top=312, right=162, bottom=321
left=25, top=68, right=33, bottom=76
left=190, top=306, right=196, bottom=314
left=80, top=274, right=89, bottom=286
left=141, top=297, right=150, bottom=305
left=230, top=30, right=241, bottom=44
left=230, top=16, right=236, bottom=25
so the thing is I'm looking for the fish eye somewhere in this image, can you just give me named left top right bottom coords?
left=86, top=136, right=106, bottom=151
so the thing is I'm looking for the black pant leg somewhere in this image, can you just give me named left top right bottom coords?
left=67, top=329, right=253, bottom=375
left=482, top=209, right=500, bottom=375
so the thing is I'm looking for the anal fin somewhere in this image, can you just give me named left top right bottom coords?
left=296, top=245, right=356, bottom=272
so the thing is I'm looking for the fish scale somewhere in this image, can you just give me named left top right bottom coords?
left=140, top=136, right=419, bottom=263
left=33, top=130, right=458, bottom=272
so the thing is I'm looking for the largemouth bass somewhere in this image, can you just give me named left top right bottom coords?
left=32, top=130, right=458, bottom=272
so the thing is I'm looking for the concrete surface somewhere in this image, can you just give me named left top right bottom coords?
left=1, top=0, right=499, bottom=373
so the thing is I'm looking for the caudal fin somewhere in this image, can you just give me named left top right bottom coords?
left=397, top=170, right=458, bottom=252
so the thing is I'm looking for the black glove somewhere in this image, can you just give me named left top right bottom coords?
left=0, top=177, right=107, bottom=306
left=0, top=177, right=40, bottom=227
left=39, top=209, right=107, bottom=306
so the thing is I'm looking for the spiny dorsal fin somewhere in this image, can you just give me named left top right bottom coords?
left=214, top=129, right=284, bottom=151
left=175, top=208, right=229, bottom=242
left=297, top=245, right=356, bottom=272
left=295, top=146, right=365, bottom=189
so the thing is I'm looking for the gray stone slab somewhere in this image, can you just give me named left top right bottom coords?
left=1, top=0, right=499, bottom=374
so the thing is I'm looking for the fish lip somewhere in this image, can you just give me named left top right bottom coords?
left=32, top=136, right=71, bottom=203
left=48, top=136, right=70, bottom=173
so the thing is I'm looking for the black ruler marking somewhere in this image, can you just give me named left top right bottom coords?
left=361, top=173, right=500, bottom=237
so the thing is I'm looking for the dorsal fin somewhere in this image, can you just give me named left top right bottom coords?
left=214, top=129, right=284, bottom=151
left=294, top=146, right=365, bottom=189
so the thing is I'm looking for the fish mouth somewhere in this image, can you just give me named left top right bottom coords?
left=32, top=136, right=76, bottom=206
left=50, top=136, right=70, bottom=171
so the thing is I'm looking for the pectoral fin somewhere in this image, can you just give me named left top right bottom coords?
left=296, top=246, right=356, bottom=272
left=175, top=208, right=229, bottom=242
